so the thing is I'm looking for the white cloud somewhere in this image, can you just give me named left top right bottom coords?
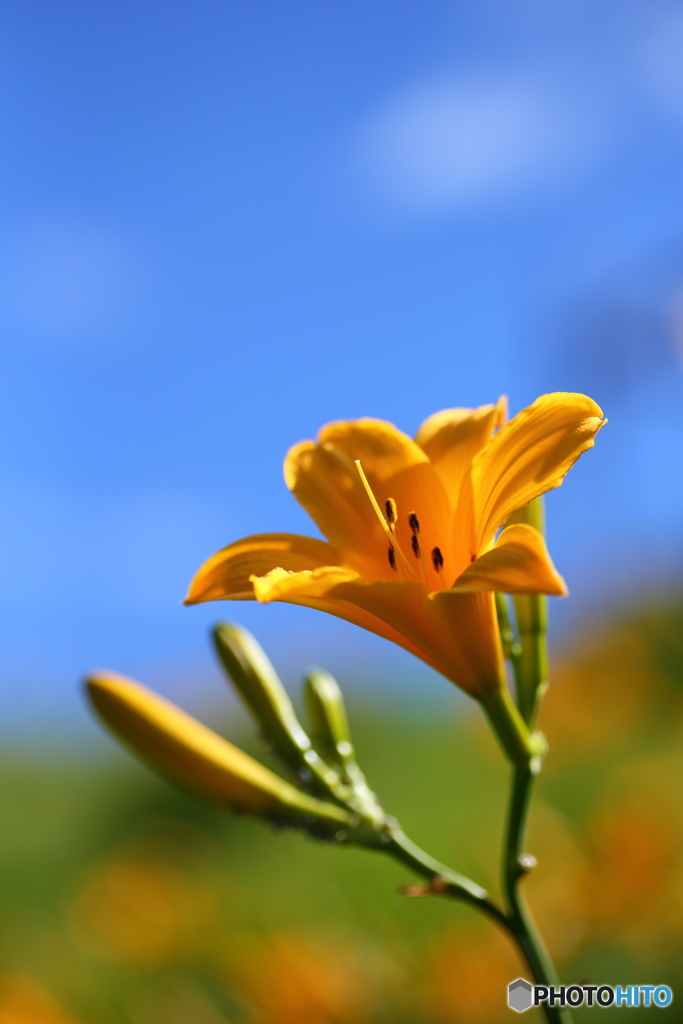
left=353, top=72, right=614, bottom=213
left=640, top=9, right=683, bottom=118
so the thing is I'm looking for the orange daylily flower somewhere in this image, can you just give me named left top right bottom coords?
left=186, top=393, right=604, bottom=704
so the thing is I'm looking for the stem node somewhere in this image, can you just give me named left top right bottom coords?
left=516, top=852, right=537, bottom=877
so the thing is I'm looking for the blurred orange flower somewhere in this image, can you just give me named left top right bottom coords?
left=587, top=796, right=678, bottom=941
left=423, top=926, right=520, bottom=1024
left=538, top=627, right=656, bottom=756
left=224, top=933, right=379, bottom=1024
left=68, top=858, right=214, bottom=966
left=0, top=975, right=81, bottom=1024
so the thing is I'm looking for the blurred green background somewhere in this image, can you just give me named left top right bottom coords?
left=2, top=597, right=682, bottom=1023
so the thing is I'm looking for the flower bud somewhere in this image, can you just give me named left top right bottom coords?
left=212, top=623, right=340, bottom=793
left=304, top=667, right=385, bottom=823
left=507, top=497, right=549, bottom=725
left=86, top=672, right=351, bottom=833
left=304, top=668, right=355, bottom=768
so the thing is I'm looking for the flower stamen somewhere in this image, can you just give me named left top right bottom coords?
left=355, top=460, right=414, bottom=577
left=432, top=547, right=444, bottom=572
left=409, top=510, right=434, bottom=588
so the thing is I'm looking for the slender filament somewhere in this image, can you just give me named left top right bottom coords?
left=354, top=461, right=415, bottom=577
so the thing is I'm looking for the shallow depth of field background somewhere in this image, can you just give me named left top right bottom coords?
left=1, top=2, right=683, bottom=1021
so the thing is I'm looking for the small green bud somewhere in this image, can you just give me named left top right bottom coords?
left=213, top=623, right=309, bottom=761
left=505, top=497, right=549, bottom=725
left=304, top=667, right=384, bottom=825
left=495, top=592, right=522, bottom=663
left=212, top=623, right=344, bottom=797
left=304, top=668, right=355, bottom=767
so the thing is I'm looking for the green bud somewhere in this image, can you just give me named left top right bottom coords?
left=304, top=668, right=355, bottom=768
left=495, top=592, right=522, bottom=664
left=304, top=667, right=385, bottom=825
left=507, top=497, right=548, bottom=725
left=212, top=623, right=343, bottom=795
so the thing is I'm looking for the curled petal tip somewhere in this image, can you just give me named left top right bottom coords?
left=451, top=524, right=567, bottom=597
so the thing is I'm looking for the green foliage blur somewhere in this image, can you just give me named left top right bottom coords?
left=2, top=599, right=683, bottom=1023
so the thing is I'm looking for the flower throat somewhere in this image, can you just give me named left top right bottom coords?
left=354, top=460, right=444, bottom=584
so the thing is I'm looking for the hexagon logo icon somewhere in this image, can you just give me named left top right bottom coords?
left=508, top=978, right=533, bottom=1012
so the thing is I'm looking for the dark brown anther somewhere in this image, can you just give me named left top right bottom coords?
left=388, top=546, right=397, bottom=571
left=411, top=534, right=421, bottom=558
left=431, top=546, right=444, bottom=572
left=385, top=498, right=397, bottom=525
left=408, top=512, right=420, bottom=534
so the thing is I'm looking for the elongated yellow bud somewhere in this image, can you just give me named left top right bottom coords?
left=86, top=672, right=351, bottom=831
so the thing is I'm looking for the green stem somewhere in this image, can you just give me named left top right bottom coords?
left=385, top=818, right=572, bottom=1022
left=383, top=818, right=571, bottom=1023
left=500, top=496, right=571, bottom=1023
left=480, top=685, right=539, bottom=766
left=384, top=824, right=508, bottom=928
left=502, top=766, right=573, bottom=1024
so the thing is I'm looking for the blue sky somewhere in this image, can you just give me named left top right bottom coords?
left=2, top=0, right=683, bottom=736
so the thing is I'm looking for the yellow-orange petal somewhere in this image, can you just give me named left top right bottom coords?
left=424, top=590, right=506, bottom=697
left=318, top=418, right=429, bottom=474
left=86, top=672, right=350, bottom=826
left=285, top=419, right=453, bottom=585
left=251, top=565, right=504, bottom=697
left=284, top=440, right=387, bottom=579
left=251, top=565, right=435, bottom=654
left=450, top=524, right=568, bottom=596
left=251, top=564, right=361, bottom=602
left=249, top=564, right=464, bottom=680
left=184, top=533, right=338, bottom=604
left=471, top=392, right=605, bottom=547
left=415, top=397, right=507, bottom=513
